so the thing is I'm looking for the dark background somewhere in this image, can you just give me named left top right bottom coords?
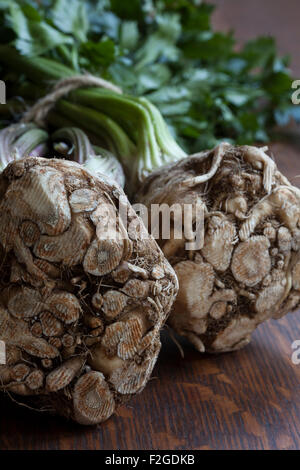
left=1, top=0, right=300, bottom=450
left=210, top=0, right=300, bottom=75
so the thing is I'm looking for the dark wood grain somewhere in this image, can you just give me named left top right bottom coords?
left=1, top=1, right=300, bottom=451
left=1, top=308, right=300, bottom=450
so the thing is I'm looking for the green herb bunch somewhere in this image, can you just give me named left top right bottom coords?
left=0, top=0, right=297, bottom=151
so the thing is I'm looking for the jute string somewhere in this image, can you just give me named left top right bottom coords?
left=21, top=74, right=123, bottom=128
left=19, top=74, right=233, bottom=190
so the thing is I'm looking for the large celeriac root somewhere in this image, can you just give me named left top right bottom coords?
left=136, top=144, right=300, bottom=353
left=0, top=157, right=178, bottom=424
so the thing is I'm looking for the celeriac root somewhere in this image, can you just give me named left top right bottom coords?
left=0, top=157, right=178, bottom=424
left=136, top=144, right=300, bottom=352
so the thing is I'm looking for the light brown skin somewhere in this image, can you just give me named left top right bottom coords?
left=136, top=144, right=300, bottom=353
left=0, top=157, right=178, bottom=424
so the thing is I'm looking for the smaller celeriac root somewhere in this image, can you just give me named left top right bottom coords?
left=136, top=144, right=300, bottom=353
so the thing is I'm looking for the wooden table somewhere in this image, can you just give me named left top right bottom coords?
left=1, top=1, right=300, bottom=451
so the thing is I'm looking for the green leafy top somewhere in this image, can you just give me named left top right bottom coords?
left=0, top=0, right=297, bottom=151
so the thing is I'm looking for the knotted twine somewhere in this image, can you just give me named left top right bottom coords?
left=21, top=74, right=123, bottom=128
left=19, top=73, right=235, bottom=189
